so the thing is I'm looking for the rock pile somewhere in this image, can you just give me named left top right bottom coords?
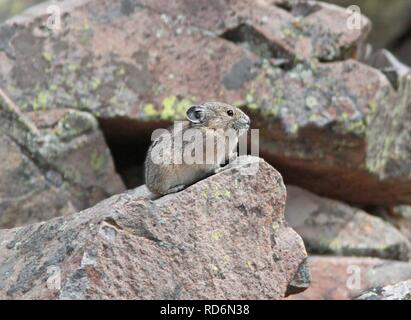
left=0, top=0, right=411, bottom=299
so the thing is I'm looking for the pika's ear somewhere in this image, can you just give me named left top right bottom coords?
left=186, top=105, right=205, bottom=124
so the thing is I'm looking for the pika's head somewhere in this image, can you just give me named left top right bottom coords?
left=186, top=101, right=250, bottom=131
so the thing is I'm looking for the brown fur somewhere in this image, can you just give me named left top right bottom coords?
left=145, top=102, right=250, bottom=195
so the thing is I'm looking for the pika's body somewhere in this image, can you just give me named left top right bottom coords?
left=145, top=102, right=250, bottom=195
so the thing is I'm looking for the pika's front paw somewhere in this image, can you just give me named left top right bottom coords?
left=214, top=166, right=224, bottom=174
left=165, top=185, right=185, bottom=194
left=229, top=151, right=238, bottom=163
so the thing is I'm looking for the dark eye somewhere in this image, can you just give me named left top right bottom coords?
left=194, top=110, right=203, bottom=119
left=227, top=110, right=234, bottom=116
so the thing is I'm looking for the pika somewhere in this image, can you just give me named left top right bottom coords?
left=144, top=101, right=250, bottom=195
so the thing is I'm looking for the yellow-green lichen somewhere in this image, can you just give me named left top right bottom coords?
left=67, top=63, right=78, bottom=73
left=246, top=92, right=254, bottom=104
left=144, top=96, right=195, bottom=120
left=116, top=67, right=126, bottom=76
left=211, top=230, right=225, bottom=241
left=161, top=96, right=177, bottom=119
left=246, top=261, right=255, bottom=270
left=272, top=222, right=280, bottom=233
left=33, top=91, right=49, bottom=111
left=143, top=96, right=197, bottom=120
left=174, top=98, right=193, bottom=117
left=368, top=100, right=378, bottom=112
left=347, top=119, right=368, bottom=135
left=309, top=114, right=319, bottom=122
left=310, top=59, right=319, bottom=73
left=144, top=103, right=160, bottom=118
left=248, top=102, right=258, bottom=110
left=305, top=96, right=318, bottom=109
left=211, top=186, right=231, bottom=199
left=328, top=238, right=342, bottom=252
left=109, top=95, right=119, bottom=106
left=91, top=78, right=102, bottom=90
left=341, top=112, right=350, bottom=121
left=90, top=150, right=105, bottom=173
left=42, top=52, right=53, bottom=64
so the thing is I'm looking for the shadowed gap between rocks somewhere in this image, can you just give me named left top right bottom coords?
left=389, top=19, right=411, bottom=50
left=219, top=24, right=294, bottom=70
left=274, top=0, right=322, bottom=17
left=391, top=28, right=411, bottom=67
left=98, top=117, right=172, bottom=189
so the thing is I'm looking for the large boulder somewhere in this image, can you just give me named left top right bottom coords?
left=285, top=186, right=411, bottom=260
left=5, top=0, right=411, bottom=205
left=0, top=156, right=309, bottom=299
left=0, top=0, right=370, bottom=122
left=257, top=65, right=411, bottom=205
left=0, top=89, right=124, bottom=228
left=287, top=256, right=411, bottom=300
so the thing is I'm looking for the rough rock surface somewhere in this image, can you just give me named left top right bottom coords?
left=285, top=186, right=411, bottom=260
left=355, top=279, right=411, bottom=300
left=0, top=89, right=124, bottom=228
left=0, top=156, right=309, bottom=299
left=366, top=49, right=410, bottom=90
left=395, top=206, right=411, bottom=220
left=287, top=256, right=411, bottom=300
left=390, top=206, right=411, bottom=243
left=4, top=0, right=411, bottom=205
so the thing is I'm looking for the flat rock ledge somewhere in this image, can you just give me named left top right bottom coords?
left=0, top=156, right=309, bottom=299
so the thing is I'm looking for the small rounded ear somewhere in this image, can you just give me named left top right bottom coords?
left=186, top=105, right=205, bottom=124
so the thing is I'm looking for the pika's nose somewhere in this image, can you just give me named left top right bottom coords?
left=240, top=115, right=250, bottom=126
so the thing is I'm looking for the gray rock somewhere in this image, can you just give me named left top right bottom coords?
left=285, top=185, right=411, bottom=260
left=0, top=156, right=309, bottom=299
left=0, top=88, right=124, bottom=228
left=288, top=256, right=411, bottom=300
left=5, top=0, right=411, bottom=206
left=366, top=49, right=410, bottom=89
left=355, top=279, right=411, bottom=300
left=394, top=206, right=411, bottom=219
left=390, top=206, right=411, bottom=244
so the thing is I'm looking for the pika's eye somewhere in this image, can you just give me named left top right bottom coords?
left=227, top=110, right=234, bottom=117
left=194, top=110, right=203, bottom=119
